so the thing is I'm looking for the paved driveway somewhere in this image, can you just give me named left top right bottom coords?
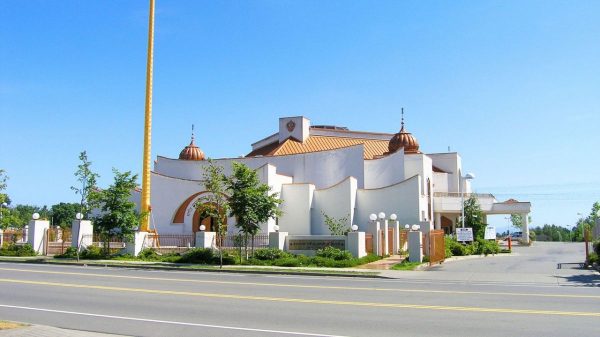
left=383, top=242, right=599, bottom=286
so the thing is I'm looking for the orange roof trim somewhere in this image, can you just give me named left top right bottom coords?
left=247, top=135, right=390, bottom=160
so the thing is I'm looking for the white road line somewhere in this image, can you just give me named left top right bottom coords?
left=0, top=303, right=350, bottom=337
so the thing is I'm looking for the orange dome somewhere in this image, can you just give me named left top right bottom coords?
left=388, top=111, right=420, bottom=154
left=179, top=126, right=205, bottom=161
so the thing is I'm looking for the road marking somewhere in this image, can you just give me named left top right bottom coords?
left=0, top=278, right=598, bottom=317
left=0, top=304, right=349, bottom=337
left=0, top=266, right=597, bottom=300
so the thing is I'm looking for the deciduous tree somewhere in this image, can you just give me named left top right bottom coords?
left=225, top=162, right=281, bottom=259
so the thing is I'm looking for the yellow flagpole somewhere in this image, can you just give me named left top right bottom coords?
left=140, top=0, right=155, bottom=232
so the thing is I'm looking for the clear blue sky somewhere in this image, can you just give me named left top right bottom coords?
left=1, top=0, right=599, bottom=231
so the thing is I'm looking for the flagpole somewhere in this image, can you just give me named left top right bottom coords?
left=140, top=0, right=155, bottom=232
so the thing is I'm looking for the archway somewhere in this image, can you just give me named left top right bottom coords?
left=192, top=203, right=228, bottom=233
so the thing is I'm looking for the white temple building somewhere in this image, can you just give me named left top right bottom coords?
left=133, top=115, right=531, bottom=239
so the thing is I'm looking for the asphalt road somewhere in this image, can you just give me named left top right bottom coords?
left=0, top=242, right=598, bottom=337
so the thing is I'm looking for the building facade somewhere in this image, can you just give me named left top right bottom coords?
left=133, top=116, right=531, bottom=239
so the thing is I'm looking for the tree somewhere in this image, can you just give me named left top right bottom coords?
left=51, top=202, right=81, bottom=228
left=225, top=162, right=282, bottom=259
left=0, top=169, right=8, bottom=205
left=322, top=212, right=350, bottom=235
left=510, top=214, right=523, bottom=230
left=71, top=151, right=100, bottom=219
left=93, top=169, right=140, bottom=254
left=194, top=159, right=230, bottom=268
left=462, top=194, right=485, bottom=239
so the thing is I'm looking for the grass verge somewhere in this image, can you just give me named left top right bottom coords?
left=390, top=260, right=422, bottom=271
left=0, top=321, right=27, bottom=330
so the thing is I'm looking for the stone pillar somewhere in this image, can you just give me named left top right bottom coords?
left=125, top=231, right=148, bottom=256
left=434, top=213, right=442, bottom=230
left=391, top=220, right=400, bottom=254
left=27, top=220, right=50, bottom=254
left=368, top=220, right=381, bottom=256
left=71, top=220, right=93, bottom=249
left=0, top=229, right=3, bottom=247
left=346, top=231, right=366, bottom=258
left=269, top=231, right=288, bottom=250
left=195, top=231, right=216, bottom=249
left=408, top=230, right=423, bottom=263
left=521, top=213, right=530, bottom=244
left=382, top=219, right=389, bottom=255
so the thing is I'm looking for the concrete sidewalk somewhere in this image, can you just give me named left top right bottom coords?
left=0, top=324, right=130, bottom=337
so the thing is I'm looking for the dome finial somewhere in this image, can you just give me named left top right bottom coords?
left=191, top=124, right=195, bottom=142
left=401, top=108, right=405, bottom=130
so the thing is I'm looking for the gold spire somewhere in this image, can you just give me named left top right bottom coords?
left=140, top=0, right=155, bottom=232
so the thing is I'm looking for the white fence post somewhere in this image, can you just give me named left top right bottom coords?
left=195, top=231, right=216, bottom=249
left=269, top=231, right=288, bottom=250
left=346, top=231, right=366, bottom=258
left=408, top=230, right=423, bottom=263
left=27, top=220, right=50, bottom=254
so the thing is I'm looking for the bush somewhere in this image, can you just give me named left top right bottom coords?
left=54, top=247, right=78, bottom=259
left=445, top=237, right=467, bottom=256
left=252, top=248, right=293, bottom=261
left=179, top=248, right=215, bottom=264
left=315, top=246, right=353, bottom=261
left=273, top=257, right=302, bottom=267
left=474, top=239, right=500, bottom=256
left=138, top=248, right=160, bottom=261
left=80, top=245, right=107, bottom=259
left=0, top=243, right=37, bottom=257
left=588, top=252, right=598, bottom=265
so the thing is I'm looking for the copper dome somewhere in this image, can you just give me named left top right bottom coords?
left=179, top=127, right=206, bottom=161
left=388, top=111, right=420, bottom=154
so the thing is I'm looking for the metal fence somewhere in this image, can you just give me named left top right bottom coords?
left=45, top=228, right=72, bottom=255
left=218, top=233, right=269, bottom=251
left=147, top=233, right=195, bottom=254
left=2, top=229, right=28, bottom=245
left=80, top=234, right=127, bottom=254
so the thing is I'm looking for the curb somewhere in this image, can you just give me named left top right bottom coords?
left=0, top=258, right=387, bottom=279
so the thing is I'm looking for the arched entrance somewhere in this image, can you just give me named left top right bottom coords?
left=192, top=203, right=228, bottom=233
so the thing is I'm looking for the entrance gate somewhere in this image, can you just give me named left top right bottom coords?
left=428, top=229, right=445, bottom=265
left=45, top=228, right=71, bottom=255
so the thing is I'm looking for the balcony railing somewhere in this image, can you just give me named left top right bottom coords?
left=434, top=192, right=495, bottom=199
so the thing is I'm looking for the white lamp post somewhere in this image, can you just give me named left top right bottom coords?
left=32, top=213, right=40, bottom=220
left=199, top=225, right=206, bottom=232
left=351, top=224, right=358, bottom=232
left=369, top=213, right=377, bottom=221
left=461, top=173, right=475, bottom=228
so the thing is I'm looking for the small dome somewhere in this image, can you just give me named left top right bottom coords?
left=179, top=126, right=205, bottom=161
left=388, top=110, right=420, bottom=154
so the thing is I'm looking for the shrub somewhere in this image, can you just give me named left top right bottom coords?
left=54, top=247, right=78, bottom=259
left=138, top=248, right=160, bottom=261
left=593, top=240, right=600, bottom=256
left=588, top=252, right=598, bottom=265
left=0, top=243, right=37, bottom=257
left=445, top=237, right=467, bottom=256
left=252, top=248, right=292, bottom=261
left=475, top=239, right=500, bottom=256
left=179, top=248, right=215, bottom=264
left=80, top=245, right=106, bottom=259
left=273, top=257, right=301, bottom=267
left=315, top=246, right=353, bottom=261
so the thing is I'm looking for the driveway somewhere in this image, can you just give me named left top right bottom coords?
left=382, top=241, right=599, bottom=286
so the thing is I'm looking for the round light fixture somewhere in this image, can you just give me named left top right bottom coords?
left=351, top=224, right=358, bottom=231
left=369, top=213, right=377, bottom=221
left=404, top=224, right=410, bottom=229
left=32, top=213, right=40, bottom=220
left=199, top=225, right=206, bottom=231
left=273, top=225, right=280, bottom=232
left=390, top=214, right=397, bottom=221
left=378, top=212, right=386, bottom=220
left=411, top=224, right=420, bottom=231
left=75, top=213, right=83, bottom=220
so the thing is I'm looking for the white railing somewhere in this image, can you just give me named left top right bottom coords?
left=433, top=192, right=495, bottom=199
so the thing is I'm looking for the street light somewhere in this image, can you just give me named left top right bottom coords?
left=461, top=173, right=475, bottom=228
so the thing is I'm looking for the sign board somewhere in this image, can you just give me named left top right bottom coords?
left=288, top=239, right=345, bottom=251
left=484, top=226, right=496, bottom=240
left=456, top=227, right=474, bottom=242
